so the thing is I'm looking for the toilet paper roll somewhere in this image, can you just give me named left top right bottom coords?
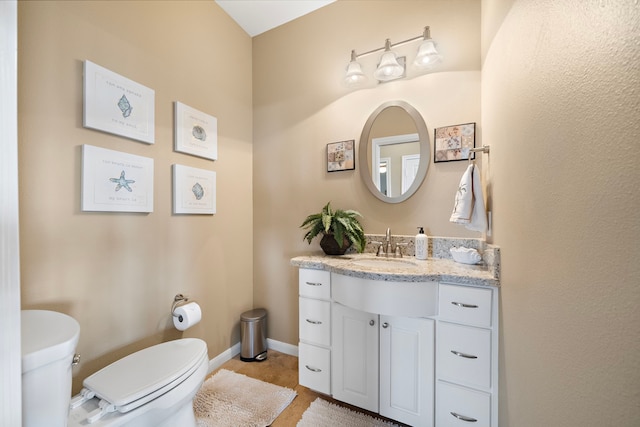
left=173, top=302, right=202, bottom=331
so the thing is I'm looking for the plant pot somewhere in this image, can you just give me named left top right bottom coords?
left=319, top=234, right=351, bottom=255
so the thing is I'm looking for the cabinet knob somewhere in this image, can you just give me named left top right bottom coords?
left=369, top=319, right=375, bottom=326
left=382, top=322, right=389, bottom=328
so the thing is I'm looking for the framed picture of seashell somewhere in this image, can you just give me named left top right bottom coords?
left=83, top=60, right=155, bottom=144
left=434, top=122, right=476, bottom=162
left=172, top=164, right=216, bottom=215
left=174, top=102, right=218, bottom=160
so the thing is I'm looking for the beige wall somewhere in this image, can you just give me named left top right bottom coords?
left=16, top=0, right=640, bottom=425
left=252, top=0, right=640, bottom=426
left=482, top=1, right=640, bottom=425
left=18, top=0, right=253, bottom=392
left=253, top=0, right=482, bottom=345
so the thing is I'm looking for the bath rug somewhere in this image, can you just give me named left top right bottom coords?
left=194, top=368, right=296, bottom=427
left=297, top=397, right=401, bottom=427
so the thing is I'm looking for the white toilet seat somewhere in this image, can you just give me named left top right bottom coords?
left=70, top=338, right=208, bottom=424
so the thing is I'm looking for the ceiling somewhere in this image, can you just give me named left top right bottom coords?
left=215, top=0, right=335, bottom=37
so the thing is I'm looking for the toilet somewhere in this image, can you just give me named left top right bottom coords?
left=21, top=310, right=209, bottom=427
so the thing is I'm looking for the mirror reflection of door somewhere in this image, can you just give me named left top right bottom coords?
left=372, top=133, right=420, bottom=197
left=378, top=158, right=390, bottom=196
left=402, top=154, right=420, bottom=194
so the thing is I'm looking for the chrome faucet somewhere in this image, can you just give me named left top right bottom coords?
left=385, top=228, right=392, bottom=257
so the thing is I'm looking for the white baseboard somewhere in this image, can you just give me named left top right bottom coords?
left=267, top=338, right=298, bottom=356
left=207, top=342, right=241, bottom=373
left=206, top=339, right=298, bottom=373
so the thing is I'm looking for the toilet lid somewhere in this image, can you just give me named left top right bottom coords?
left=83, top=338, right=207, bottom=412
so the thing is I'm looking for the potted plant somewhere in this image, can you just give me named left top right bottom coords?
left=300, top=201, right=366, bottom=255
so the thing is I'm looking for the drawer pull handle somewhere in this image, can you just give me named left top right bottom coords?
left=451, top=412, right=477, bottom=422
left=451, top=301, right=478, bottom=309
left=451, top=350, right=478, bottom=359
left=305, top=281, right=323, bottom=287
left=305, top=319, right=322, bottom=325
left=305, top=365, right=322, bottom=373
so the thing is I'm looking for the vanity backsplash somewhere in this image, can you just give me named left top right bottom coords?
left=351, top=234, right=501, bottom=281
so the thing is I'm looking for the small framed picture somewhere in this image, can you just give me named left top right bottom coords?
left=434, top=122, right=476, bottom=162
left=327, top=140, right=355, bottom=172
left=83, top=60, right=155, bottom=144
left=172, top=164, right=216, bottom=215
left=81, top=144, right=154, bottom=213
left=174, top=102, right=217, bottom=160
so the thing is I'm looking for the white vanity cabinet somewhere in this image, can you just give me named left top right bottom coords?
left=298, top=269, right=332, bottom=395
left=332, top=302, right=435, bottom=427
left=436, top=283, right=499, bottom=427
left=296, top=266, right=499, bottom=427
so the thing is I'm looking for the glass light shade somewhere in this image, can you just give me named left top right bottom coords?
left=344, top=60, right=367, bottom=87
left=373, top=51, right=404, bottom=81
left=414, top=39, right=441, bottom=69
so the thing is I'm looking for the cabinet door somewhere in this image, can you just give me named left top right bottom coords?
left=380, top=315, right=435, bottom=427
left=331, top=303, right=379, bottom=413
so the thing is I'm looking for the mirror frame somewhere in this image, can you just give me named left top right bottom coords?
left=358, top=100, right=430, bottom=203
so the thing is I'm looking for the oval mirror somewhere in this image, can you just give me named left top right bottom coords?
left=359, top=101, right=430, bottom=203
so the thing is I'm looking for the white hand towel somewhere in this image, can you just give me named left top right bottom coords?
left=450, top=164, right=474, bottom=224
left=450, top=164, right=488, bottom=233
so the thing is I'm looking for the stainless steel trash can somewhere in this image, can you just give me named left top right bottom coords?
left=240, top=308, right=267, bottom=362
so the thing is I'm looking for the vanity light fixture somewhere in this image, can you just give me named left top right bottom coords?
left=344, top=50, right=367, bottom=87
left=372, top=39, right=405, bottom=82
left=344, top=26, right=441, bottom=87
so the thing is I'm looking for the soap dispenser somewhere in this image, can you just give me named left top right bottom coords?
left=415, top=227, right=427, bottom=260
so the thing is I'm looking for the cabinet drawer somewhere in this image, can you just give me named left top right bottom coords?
left=299, top=297, right=331, bottom=346
left=439, top=284, right=492, bottom=327
left=438, top=322, right=491, bottom=389
left=299, top=269, right=331, bottom=300
left=436, top=381, right=491, bottom=426
left=299, top=342, right=331, bottom=395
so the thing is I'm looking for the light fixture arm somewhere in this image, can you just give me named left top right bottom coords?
left=351, top=26, right=430, bottom=60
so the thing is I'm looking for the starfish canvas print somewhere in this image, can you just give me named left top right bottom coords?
left=81, top=144, right=154, bottom=212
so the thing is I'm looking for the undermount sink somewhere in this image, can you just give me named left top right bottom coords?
left=349, top=257, right=420, bottom=270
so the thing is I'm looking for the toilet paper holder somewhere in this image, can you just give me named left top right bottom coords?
left=171, top=294, right=190, bottom=318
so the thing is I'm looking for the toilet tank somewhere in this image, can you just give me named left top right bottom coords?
left=22, top=310, right=80, bottom=427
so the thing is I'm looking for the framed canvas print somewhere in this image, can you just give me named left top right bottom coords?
left=81, top=144, right=154, bottom=212
left=172, top=164, right=216, bottom=215
left=434, top=122, right=476, bottom=162
left=83, top=60, right=155, bottom=144
left=174, top=102, right=218, bottom=160
left=327, top=140, right=355, bottom=172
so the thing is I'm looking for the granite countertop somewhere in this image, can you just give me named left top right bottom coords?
left=291, top=252, right=500, bottom=288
